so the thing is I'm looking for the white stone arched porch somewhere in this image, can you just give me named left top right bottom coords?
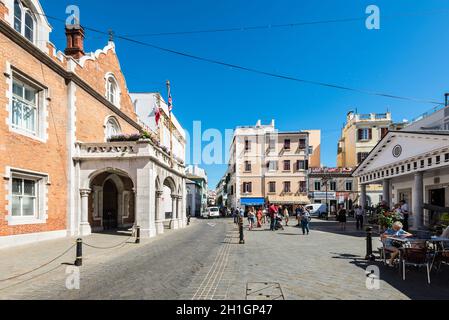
left=74, top=141, right=187, bottom=239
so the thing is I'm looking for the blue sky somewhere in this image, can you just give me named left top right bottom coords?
left=42, top=0, right=449, bottom=188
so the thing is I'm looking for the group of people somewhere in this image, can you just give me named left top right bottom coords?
left=231, top=204, right=312, bottom=235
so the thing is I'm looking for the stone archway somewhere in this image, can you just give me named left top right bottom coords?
left=88, top=171, right=135, bottom=232
left=154, top=175, right=182, bottom=233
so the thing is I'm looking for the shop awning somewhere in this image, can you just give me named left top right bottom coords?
left=240, top=198, right=266, bottom=206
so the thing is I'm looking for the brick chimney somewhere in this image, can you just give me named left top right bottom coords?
left=65, top=25, right=85, bottom=59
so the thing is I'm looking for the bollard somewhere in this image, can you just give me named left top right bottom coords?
left=75, top=238, right=83, bottom=267
left=135, top=226, right=141, bottom=244
left=239, top=217, right=245, bottom=244
left=365, top=227, right=376, bottom=261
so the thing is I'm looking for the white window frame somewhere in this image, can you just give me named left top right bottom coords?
left=6, top=168, right=49, bottom=226
left=104, top=116, right=122, bottom=141
left=13, top=0, right=36, bottom=43
left=105, top=73, right=121, bottom=108
left=11, top=77, right=38, bottom=135
left=7, top=69, right=48, bottom=142
left=359, top=128, right=370, bottom=141
left=314, top=181, right=321, bottom=191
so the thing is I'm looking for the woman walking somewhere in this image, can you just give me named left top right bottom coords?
left=337, top=204, right=347, bottom=231
left=284, top=207, right=290, bottom=227
left=256, top=208, right=263, bottom=228
left=248, top=207, right=256, bottom=231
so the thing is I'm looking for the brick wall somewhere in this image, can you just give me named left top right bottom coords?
left=75, top=47, right=139, bottom=137
left=0, top=1, right=8, bottom=20
left=0, top=33, right=68, bottom=236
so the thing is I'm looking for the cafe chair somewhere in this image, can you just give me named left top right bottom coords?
left=402, top=247, right=433, bottom=284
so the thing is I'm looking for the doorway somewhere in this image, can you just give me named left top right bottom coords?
left=103, top=179, right=118, bottom=230
left=430, top=188, right=445, bottom=224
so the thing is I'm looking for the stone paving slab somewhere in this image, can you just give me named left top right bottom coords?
left=1, top=218, right=448, bottom=300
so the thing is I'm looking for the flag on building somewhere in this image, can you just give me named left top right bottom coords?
left=168, top=88, right=173, bottom=113
left=153, top=100, right=161, bottom=125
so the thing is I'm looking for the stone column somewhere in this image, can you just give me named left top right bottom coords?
left=382, top=179, right=391, bottom=208
left=412, top=172, right=424, bottom=230
left=79, top=189, right=92, bottom=236
left=136, top=167, right=156, bottom=238
left=155, top=191, right=165, bottom=235
left=360, top=184, right=367, bottom=211
left=170, top=195, right=179, bottom=230
left=176, top=196, right=183, bottom=228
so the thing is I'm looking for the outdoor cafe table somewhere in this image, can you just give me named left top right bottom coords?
left=386, top=236, right=449, bottom=273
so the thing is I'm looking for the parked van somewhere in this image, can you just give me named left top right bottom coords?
left=305, top=204, right=328, bottom=219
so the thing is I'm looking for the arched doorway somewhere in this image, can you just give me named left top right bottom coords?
left=88, top=171, right=135, bottom=232
left=103, top=179, right=118, bottom=230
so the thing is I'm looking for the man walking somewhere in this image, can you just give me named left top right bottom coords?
left=355, top=205, right=365, bottom=230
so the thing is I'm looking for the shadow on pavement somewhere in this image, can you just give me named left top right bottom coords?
left=331, top=252, right=449, bottom=300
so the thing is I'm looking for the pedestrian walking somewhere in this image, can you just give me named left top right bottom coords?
left=269, top=204, right=277, bottom=231
left=284, top=207, right=290, bottom=227
left=233, top=208, right=239, bottom=224
left=337, top=204, right=347, bottom=231
left=248, top=207, right=255, bottom=231
left=295, top=206, right=303, bottom=227
left=300, top=209, right=310, bottom=235
left=256, top=208, right=263, bottom=228
left=355, top=205, right=365, bottom=230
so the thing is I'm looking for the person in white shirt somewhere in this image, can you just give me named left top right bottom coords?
left=354, top=205, right=365, bottom=230
left=400, top=200, right=410, bottom=231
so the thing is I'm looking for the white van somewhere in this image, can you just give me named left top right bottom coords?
left=305, top=204, right=328, bottom=218
left=206, top=207, right=220, bottom=219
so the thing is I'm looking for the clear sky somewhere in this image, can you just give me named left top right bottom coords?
left=41, top=0, right=449, bottom=188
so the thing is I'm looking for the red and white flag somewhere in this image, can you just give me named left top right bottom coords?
left=153, top=101, right=161, bottom=125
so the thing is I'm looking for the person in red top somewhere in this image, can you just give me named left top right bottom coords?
left=269, top=204, right=278, bottom=231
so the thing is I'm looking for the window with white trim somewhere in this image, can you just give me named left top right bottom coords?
left=8, top=170, right=48, bottom=225
left=12, top=177, right=37, bottom=217
left=11, top=76, right=41, bottom=136
left=105, top=117, right=121, bottom=140
left=106, top=74, right=120, bottom=107
left=14, top=0, right=36, bottom=43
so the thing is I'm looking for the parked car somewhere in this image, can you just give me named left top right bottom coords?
left=305, top=204, right=328, bottom=219
left=206, top=207, right=220, bottom=219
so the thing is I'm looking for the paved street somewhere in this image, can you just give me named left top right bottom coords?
left=1, top=219, right=449, bottom=300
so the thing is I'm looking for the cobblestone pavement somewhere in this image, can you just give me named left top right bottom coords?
left=1, top=218, right=449, bottom=300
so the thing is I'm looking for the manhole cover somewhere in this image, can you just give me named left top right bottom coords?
left=246, top=282, right=285, bottom=300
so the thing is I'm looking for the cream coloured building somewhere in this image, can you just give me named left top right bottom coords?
left=226, top=120, right=320, bottom=211
left=337, top=112, right=393, bottom=206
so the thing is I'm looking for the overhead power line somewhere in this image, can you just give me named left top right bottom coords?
left=35, top=12, right=444, bottom=106
left=122, top=8, right=449, bottom=37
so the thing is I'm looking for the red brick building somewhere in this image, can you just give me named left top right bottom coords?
left=0, top=0, right=187, bottom=248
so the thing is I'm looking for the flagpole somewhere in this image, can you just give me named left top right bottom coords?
left=167, top=80, right=174, bottom=168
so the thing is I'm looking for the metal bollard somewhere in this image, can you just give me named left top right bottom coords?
left=75, top=238, right=83, bottom=267
left=239, top=217, right=245, bottom=244
left=365, top=227, right=376, bottom=261
left=135, top=226, right=141, bottom=244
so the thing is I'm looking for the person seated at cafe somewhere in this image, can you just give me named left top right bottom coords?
left=381, top=221, right=413, bottom=267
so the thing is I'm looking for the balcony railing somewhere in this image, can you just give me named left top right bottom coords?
left=74, top=140, right=185, bottom=173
